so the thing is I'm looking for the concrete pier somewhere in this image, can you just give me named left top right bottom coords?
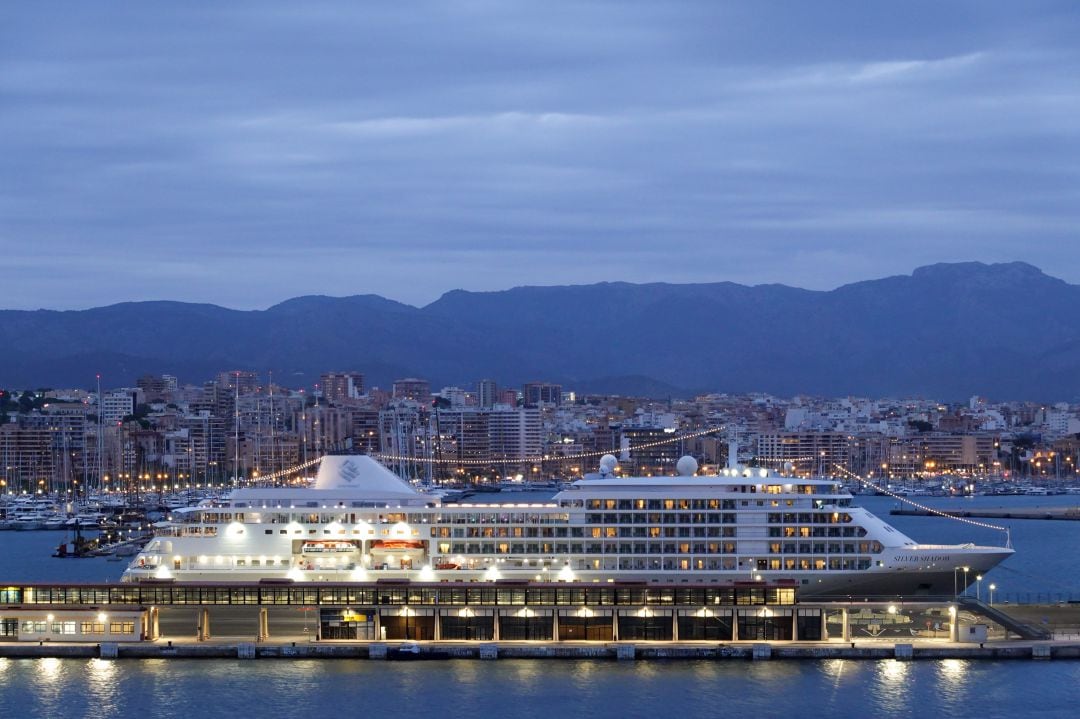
left=2, top=638, right=1077, bottom=661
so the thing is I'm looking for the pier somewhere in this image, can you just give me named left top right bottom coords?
left=2, top=638, right=1078, bottom=661
left=889, top=506, right=1080, bottom=521
left=0, top=579, right=1072, bottom=659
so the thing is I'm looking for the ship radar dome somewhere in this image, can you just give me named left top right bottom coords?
left=599, top=454, right=618, bottom=475
left=676, top=456, right=698, bottom=476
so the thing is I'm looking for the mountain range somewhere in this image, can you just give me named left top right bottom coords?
left=2, top=261, right=1078, bottom=401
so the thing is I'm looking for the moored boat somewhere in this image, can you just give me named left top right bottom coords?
left=122, top=453, right=1013, bottom=597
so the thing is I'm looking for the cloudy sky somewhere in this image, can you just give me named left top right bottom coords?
left=2, top=1, right=1078, bottom=310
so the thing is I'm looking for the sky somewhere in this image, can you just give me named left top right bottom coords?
left=2, top=1, right=1079, bottom=310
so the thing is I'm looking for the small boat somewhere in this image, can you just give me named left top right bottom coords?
left=52, top=523, right=100, bottom=558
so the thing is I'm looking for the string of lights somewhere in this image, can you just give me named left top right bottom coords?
left=755, top=456, right=820, bottom=465
left=830, top=463, right=1012, bottom=546
left=235, top=427, right=730, bottom=484
left=372, top=426, right=729, bottom=467
left=248, top=457, right=323, bottom=483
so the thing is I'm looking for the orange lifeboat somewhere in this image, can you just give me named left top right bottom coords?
left=371, top=539, right=424, bottom=550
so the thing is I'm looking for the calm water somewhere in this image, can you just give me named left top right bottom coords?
left=0, top=657, right=1078, bottom=718
left=2, top=495, right=1080, bottom=715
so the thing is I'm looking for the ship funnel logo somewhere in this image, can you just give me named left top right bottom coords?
left=340, top=460, right=359, bottom=483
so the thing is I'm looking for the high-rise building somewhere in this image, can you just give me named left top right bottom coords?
left=488, top=407, right=542, bottom=465
left=320, top=372, right=365, bottom=404
left=437, top=387, right=467, bottom=408
left=216, top=371, right=259, bottom=395
left=136, top=375, right=169, bottom=403
left=100, top=390, right=138, bottom=425
left=393, top=378, right=431, bottom=402
left=523, top=381, right=562, bottom=408
left=434, top=409, right=491, bottom=465
left=756, top=432, right=850, bottom=476
left=176, top=411, right=227, bottom=483
left=621, top=426, right=684, bottom=475
left=346, top=408, right=381, bottom=453
left=294, top=405, right=351, bottom=457
left=477, top=379, right=498, bottom=409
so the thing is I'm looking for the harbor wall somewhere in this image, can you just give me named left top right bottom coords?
left=0, top=639, right=1077, bottom=661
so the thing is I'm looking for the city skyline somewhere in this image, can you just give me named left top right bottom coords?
left=2, top=2, right=1079, bottom=310
left=2, top=366, right=1075, bottom=496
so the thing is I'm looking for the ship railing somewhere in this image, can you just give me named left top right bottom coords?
left=908, top=543, right=977, bottom=550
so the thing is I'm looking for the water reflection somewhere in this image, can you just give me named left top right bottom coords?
left=0, top=657, right=1075, bottom=718
left=87, top=658, right=119, bottom=716
left=33, top=657, right=65, bottom=718
left=936, top=659, right=969, bottom=704
left=874, top=659, right=911, bottom=707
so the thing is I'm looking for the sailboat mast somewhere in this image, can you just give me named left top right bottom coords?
left=96, top=374, right=103, bottom=496
left=233, top=371, right=240, bottom=487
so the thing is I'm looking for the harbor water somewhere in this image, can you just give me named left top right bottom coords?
left=0, top=654, right=1078, bottom=718
left=1, top=493, right=1078, bottom=717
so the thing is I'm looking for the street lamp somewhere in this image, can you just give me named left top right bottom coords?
left=953, top=565, right=971, bottom=599
left=963, top=566, right=970, bottom=597
left=989, top=583, right=996, bottom=607
left=976, top=574, right=983, bottom=602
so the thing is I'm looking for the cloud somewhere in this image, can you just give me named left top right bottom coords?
left=0, top=1, right=1079, bottom=309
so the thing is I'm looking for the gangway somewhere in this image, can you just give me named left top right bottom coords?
left=958, top=596, right=1051, bottom=640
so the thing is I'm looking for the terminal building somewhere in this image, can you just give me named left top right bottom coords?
left=0, top=580, right=1005, bottom=645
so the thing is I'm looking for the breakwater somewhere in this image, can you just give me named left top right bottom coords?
left=890, top=506, right=1080, bottom=520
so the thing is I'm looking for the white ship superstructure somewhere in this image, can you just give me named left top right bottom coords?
left=123, top=454, right=1013, bottom=597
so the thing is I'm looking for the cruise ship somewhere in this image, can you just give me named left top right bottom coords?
left=123, top=453, right=1013, bottom=598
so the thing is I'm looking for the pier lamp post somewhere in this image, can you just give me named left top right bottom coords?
left=976, top=574, right=983, bottom=602
left=962, top=566, right=970, bottom=597
left=989, top=584, right=996, bottom=607
left=953, top=566, right=971, bottom=599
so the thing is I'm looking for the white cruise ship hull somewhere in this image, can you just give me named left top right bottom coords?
left=123, top=455, right=1015, bottom=599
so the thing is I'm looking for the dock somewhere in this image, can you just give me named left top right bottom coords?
left=1, top=637, right=1077, bottom=661
left=0, top=579, right=1074, bottom=660
left=890, top=506, right=1080, bottom=521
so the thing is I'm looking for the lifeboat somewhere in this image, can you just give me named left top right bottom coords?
left=300, top=540, right=358, bottom=553
left=371, top=539, right=425, bottom=550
